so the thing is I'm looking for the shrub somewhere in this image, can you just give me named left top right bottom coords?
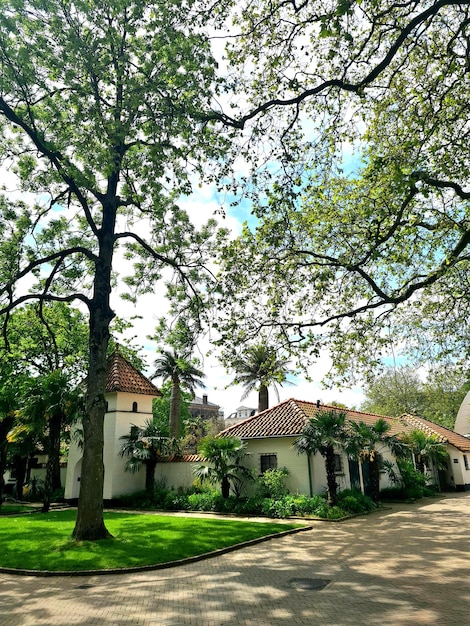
left=232, top=496, right=264, bottom=515
left=336, top=489, right=375, bottom=514
left=261, top=496, right=295, bottom=518
left=326, top=506, right=347, bottom=520
left=257, top=467, right=290, bottom=499
left=163, top=492, right=191, bottom=511
left=113, top=490, right=156, bottom=509
left=382, top=458, right=434, bottom=500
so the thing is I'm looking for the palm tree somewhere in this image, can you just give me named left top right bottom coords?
left=194, top=436, right=253, bottom=498
left=231, top=344, right=292, bottom=413
left=119, top=420, right=177, bottom=495
left=11, top=370, right=80, bottom=512
left=152, top=350, right=206, bottom=438
left=346, top=419, right=406, bottom=503
left=293, top=409, right=348, bottom=506
left=402, top=429, right=449, bottom=474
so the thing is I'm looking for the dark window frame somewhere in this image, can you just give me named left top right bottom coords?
left=260, top=453, right=278, bottom=474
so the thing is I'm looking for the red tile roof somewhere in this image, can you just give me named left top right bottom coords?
left=219, top=398, right=470, bottom=452
left=158, top=454, right=204, bottom=463
left=400, top=414, right=470, bottom=452
left=105, top=351, right=161, bottom=397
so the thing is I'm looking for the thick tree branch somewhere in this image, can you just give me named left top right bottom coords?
left=0, top=246, right=97, bottom=301
left=0, top=292, right=90, bottom=317
left=0, top=96, right=101, bottom=236
left=203, top=0, right=470, bottom=129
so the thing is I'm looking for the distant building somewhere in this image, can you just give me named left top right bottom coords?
left=224, top=405, right=257, bottom=428
left=188, top=394, right=223, bottom=420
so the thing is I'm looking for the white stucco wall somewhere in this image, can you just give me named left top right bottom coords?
left=156, top=461, right=201, bottom=490
left=103, top=392, right=151, bottom=499
left=446, top=447, right=470, bottom=490
left=65, top=390, right=156, bottom=500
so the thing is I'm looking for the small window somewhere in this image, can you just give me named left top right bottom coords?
left=334, top=454, right=343, bottom=474
left=260, top=453, right=277, bottom=474
left=464, top=455, right=469, bottom=471
left=132, top=401, right=138, bottom=412
left=105, top=401, right=109, bottom=412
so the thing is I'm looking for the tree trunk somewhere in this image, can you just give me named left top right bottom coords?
left=221, top=475, right=230, bottom=498
left=324, top=446, right=338, bottom=507
left=369, top=457, right=380, bottom=504
left=170, top=377, right=181, bottom=438
left=72, top=199, right=117, bottom=541
left=258, top=385, right=268, bottom=413
left=42, top=412, right=62, bottom=513
left=145, top=458, right=158, bottom=495
left=13, top=454, right=27, bottom=501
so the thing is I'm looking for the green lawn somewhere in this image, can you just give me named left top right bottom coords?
left=0, top=509, right=303, bottom=572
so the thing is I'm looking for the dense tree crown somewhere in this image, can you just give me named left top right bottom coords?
left=2, top=0, right=470, bottom=537
left=213, top=1, right=470, bottom=382
left=361, top=366, right=469, bottom=428
left=0, top=0, right=227, bottom=540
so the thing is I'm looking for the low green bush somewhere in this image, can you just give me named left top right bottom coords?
left=113, top=485, right=373, bottom=519
left=381, top=458, right=438, bottom=501
left=336, top=489, right=375, bottom=514
left=257, top=467, right=290, bottom=499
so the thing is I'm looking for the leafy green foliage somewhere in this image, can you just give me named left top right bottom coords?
left=214, top=1, right=470, bottom=384
left=382, top=458, right=436, bottom=501
left=114, top=484, right=374, bottom=519
left=361, top=366, right=469, bottom=429
left=152, top=350, right=205, bottom=438
left=195, top=436, right=254, bottom=498
left=0, top=0, right=228, bottom=540
left=119, top=420, right=179, bottom=494
left=294, top=409, right=348, bottom=506
left=229, top=343, right=293, bottom=413
left=257, top=467, right=290, bottom=499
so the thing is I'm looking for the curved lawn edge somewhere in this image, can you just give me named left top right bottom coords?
left=0, top=525, right=312, bottom=578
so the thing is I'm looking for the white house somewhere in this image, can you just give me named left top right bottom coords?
left=64, top=350, right=161, bottom=501
left=65, top=354, right=470, bottom=502
left=217, top=399, right=470, bottom=495
left=454, top=389, right=470, bottom=438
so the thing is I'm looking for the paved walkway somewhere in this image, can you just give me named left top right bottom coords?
left=1, top=493, right=470, bottom=625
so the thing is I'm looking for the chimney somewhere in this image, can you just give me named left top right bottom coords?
left=203, top=394, right=208, bottom=405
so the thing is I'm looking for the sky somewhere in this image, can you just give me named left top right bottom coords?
left=112, top=182, right=367, bottom=418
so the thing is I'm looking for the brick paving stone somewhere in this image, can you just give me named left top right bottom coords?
left=1, top=493, right=470, bottom=625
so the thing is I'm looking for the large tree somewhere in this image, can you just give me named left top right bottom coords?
left=0, top=303, right=88, bottom=508
left=213, top=1, right=470, bottom=382
left=361, top=366, right=469, bottom=428
left=0, top=0, right=225, bottom=539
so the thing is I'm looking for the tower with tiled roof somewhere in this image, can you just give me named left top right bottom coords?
left=65, top=349, right=161, bottom=501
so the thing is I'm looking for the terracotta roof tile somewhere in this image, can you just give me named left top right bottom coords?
left=219, top=399, right=394, bottom=439
left=400, top=414, right=470, bottom=452
left=106, top=351, right=161, bottom=397
left=219, top=398, right=470, bottom=452
left=158, top=454, right=204, bottom=463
